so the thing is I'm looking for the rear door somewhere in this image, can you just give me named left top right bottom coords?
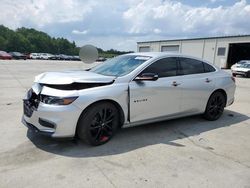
left=177, top=57, right=216, bottom=113
left=129, top=57, right=181, bottom=122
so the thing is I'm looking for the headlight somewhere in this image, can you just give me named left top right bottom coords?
left=40, top=95, right=78, bottom=105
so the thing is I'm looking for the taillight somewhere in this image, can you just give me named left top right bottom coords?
left=231, top=76, right=235, bottom=83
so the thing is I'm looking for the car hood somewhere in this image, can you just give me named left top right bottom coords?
left=35, top=70, right=116, bottom=85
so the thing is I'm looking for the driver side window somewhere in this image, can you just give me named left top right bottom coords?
left=141, top=57, right=178, bottom=78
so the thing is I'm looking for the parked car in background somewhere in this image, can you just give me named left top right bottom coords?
left=49, top=54, right=59, bottom=60
left=67, top=55, right=74, bottom=61
left=57, top=54, right=70, bottom=60
left=28, top=53, right=79, bottom=61
left=38, top=53, right=54, bottom=60
left=96, top=57, right=107, bottom=62
left=232, top=62, right=250, bottom=77
left=25, top=53, right=31, bottom=59
left=8, top=52, right=27, bottom=60
left=0, top=51, right=12, bottom=60
left=22, top=52, right=236, bottom=146
left=30, top=53, right=40, bottom=59
left=72, top=56, right=81, bottom=61
left=231, top=60, right=248, bottom=70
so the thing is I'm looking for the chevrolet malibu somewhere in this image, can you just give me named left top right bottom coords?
left=22, top=52, right=236, bottom=145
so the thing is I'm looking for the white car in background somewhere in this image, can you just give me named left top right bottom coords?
left=231, top=60, right=249, bottom=70
left=39, top=53, right=54, bottom=60
left=232, top=62, right=250, bottom=78
left=22, top=52, right=236, bottom=146
left=30, top=53, right=40, bottom=59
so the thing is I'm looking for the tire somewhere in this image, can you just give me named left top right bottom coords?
left=203, top=91, right=226, bottom=121
left=77, top=102, right=119, bottom=146
left=246, top=72, right=250, bottom=78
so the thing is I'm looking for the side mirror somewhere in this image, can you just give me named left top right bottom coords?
left=135, top=73, right=159, bottom=81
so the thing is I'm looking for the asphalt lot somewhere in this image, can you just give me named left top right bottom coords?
left=0, top=60, right=250, bottom=188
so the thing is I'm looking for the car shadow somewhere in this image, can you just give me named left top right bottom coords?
left=27, top=109, right=249, bottom=158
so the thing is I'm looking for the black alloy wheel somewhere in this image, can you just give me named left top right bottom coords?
left=203, top=92, right=226, bottom=121
left=77, top=102, right=119, bottom=146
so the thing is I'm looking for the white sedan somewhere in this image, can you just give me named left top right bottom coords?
left=22, top=52, right=236, bottom=145
left=232, top=62, right=250, bottom=78
left=231, top=60, right=249, bottom=69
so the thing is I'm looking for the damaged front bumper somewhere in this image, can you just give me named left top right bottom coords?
left=22, top=116, right=54, bottom=137
left=22, top=88, right=83, bottom=138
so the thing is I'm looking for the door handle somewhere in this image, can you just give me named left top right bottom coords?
left=205, top=78, right=212, bottom=83
left=172, top=81, right=180, bottom=87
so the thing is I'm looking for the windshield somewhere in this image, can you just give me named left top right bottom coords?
left=241, top=64, right=250, bottom=68
left=238, top=61, right=246, bottom=64
left=90, top=55, right=151, bottom=77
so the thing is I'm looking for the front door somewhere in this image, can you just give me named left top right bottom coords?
left=129, top=57, right=181, bottom=122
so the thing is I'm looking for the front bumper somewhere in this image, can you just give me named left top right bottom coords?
left=22, top=100, right=83, bottom=138
left=22, top=117, right=54, bottom=137
left=232, top=70, right=247, bottom=75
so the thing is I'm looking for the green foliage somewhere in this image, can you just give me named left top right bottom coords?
left=98, top=48, right=134, bottom=58
left=0, top=25, right=133, bottom=56
left=0, top=25, right=79, bottom=55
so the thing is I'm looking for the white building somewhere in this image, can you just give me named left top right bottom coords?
left=137, top=35, right=250, bottom=68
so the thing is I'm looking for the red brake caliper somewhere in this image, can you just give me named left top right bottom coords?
left=100, top=136, right=109, bottom=142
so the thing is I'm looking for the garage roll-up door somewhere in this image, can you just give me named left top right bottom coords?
left=139, top=46, right=150, bottom=52
left=161, top=45, right=179, bottom=52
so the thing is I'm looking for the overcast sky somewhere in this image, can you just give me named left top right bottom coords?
left=1, top=0, right=250, bottom=51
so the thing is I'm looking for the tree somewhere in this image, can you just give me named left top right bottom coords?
left=0, top=25, right=133, bottom=56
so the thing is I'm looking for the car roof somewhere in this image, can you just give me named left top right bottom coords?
left=126, top=52, right=181, bottom=58
left=239, top=60, right=250, bottom=63
left=124, top=52, right=214, bottom=65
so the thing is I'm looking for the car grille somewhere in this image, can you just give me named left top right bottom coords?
left=23, top=89, right=40, bottom=117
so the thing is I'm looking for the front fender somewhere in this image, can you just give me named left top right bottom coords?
left=73, top=83, right=129, bottom=124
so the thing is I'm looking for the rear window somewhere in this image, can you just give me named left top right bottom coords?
left=204, top=63, right=216, bottom=72
left=179, top=58, right=215, bottom=75
left=242, top=64, right=250, bottom=68
left=179, top=58, right=204, bottom=75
